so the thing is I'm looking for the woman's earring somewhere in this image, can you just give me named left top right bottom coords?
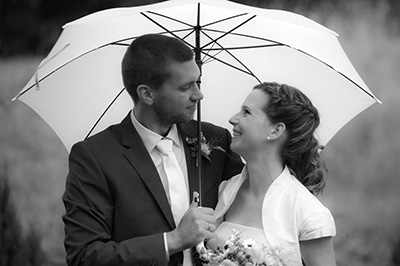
left=267, top=136, right=271, bottom=141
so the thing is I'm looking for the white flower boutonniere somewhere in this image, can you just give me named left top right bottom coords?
left=185, top=133, right=226, bottom=166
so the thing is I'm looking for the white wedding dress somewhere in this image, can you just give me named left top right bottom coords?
left=212, top=221, right=270, bottom=249
left=212, top=165, right=336, bottom=266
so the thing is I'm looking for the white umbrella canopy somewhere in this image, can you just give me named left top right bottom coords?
left=14, top=0, right=380, bottom=152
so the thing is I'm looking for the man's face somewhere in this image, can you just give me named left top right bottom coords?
left=153, top=59, right=203, bottom=125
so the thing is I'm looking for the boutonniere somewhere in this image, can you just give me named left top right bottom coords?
left=185, top=133, right=226, bottom=166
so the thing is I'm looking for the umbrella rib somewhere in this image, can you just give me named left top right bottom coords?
left=200, top=15, right=257, bottom=50
left=202, top=50, right=261, bottom=82
left=141, top=12, right=195, bottom=48
left=193, top=15, right=259, bottom=80
left=201, top=20, right=380, bottom=102
left=201, top=13, right=249, bottom=28
left=140, top=5, right=266, bottom=83
left=143, top=10, right=250, bottom=34
left=13, top=44, right=71, bottom=99
left=203, top=37, right=379, bottom=102
left=201, top=41, right=219, bottom=64
left=203, top=28, right=281, bottom=43
left=205, top=43, right=282, bottom=51
left=199, top=29, right=262, bottom=81
left=145, top=10, right=194, bottom=28
left=14, top=45, right=117, bottom=97
left=85, top=87, right=126, bottom=140
left=180, top=29, right=197, bottom=46
left=292, top=48, right=381, bottom=102
left=111, top=27, right=196, bottom=47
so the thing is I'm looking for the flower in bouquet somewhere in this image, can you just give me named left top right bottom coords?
left=197, top=230, right=291, bottom=266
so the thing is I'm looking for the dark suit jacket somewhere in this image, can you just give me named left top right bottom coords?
left=62, top=114, right=244, bottom=266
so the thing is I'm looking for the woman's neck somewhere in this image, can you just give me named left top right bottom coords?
left=245, top=153, right=284, bottom=196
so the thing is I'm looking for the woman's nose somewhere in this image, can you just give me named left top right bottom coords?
left=229, top=113, right=239, bottom=125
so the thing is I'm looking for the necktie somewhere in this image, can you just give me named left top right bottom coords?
left=156, top=138, right=189, bottom=226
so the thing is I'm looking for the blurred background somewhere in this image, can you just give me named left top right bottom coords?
left=0, top=0, right=399, bottom=265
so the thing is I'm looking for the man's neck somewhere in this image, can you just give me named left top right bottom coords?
left=133, top=108, right=172, bottom=136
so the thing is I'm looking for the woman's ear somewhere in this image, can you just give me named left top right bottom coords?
left=270, top=122, right=286, bottom=140
left=136, top=85, right=154, bottom=105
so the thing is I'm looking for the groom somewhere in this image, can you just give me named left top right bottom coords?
left=62, top=34, right=243, bottom=266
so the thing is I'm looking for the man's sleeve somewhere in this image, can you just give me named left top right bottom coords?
left=62, top=142, right=168, bottom=266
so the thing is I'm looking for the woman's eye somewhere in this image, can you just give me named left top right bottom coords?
left=181, top=83, right=191, bottom=90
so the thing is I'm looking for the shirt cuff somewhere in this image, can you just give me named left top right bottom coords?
left=163, top=232, right=170, bottom=262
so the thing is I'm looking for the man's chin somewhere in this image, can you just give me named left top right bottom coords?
left=183, top=116, right=194, bottom=123
left=184, top=112, right=196, bottom=122
left=173, top=115, right=194, bottom=124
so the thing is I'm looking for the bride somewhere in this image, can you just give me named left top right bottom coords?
left=210, top=82, right=336, bottom=266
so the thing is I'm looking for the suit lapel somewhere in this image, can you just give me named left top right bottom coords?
left=178, top=122, right=200, bottom=202
left=120, top=115, right=175, bottom=229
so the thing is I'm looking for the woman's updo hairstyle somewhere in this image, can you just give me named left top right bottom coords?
left=254, top=82, right=327, bottom=194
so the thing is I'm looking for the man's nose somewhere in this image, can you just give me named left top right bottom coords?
left=192, top=85, right=204, bottom=101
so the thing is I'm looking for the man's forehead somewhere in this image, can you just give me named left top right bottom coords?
left=168, top=60, right=200, bottom=80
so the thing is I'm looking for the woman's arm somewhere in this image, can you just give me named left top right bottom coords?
left=300, top=236, right=336, bottom=266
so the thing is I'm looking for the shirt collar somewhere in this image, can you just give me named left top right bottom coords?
left=130, top=110, right=181, bottom=153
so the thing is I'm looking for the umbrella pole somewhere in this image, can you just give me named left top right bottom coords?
left=195, top=3, right=203, bottom=206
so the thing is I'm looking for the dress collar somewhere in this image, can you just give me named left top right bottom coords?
left=214, top=165, right=293, bottom=220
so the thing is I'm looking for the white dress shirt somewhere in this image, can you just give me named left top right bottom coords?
left=130, top=110, right=193, bottom=265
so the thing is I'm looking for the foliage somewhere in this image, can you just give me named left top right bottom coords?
left=0, top=164, right=47, bottom=266
left=0, top=0, right=399, bottom=56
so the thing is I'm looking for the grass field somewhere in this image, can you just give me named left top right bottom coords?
left=1, top=2, right=400, bottom=265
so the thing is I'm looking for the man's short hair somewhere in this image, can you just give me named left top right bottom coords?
left=121, top=34, right=194, bottom=103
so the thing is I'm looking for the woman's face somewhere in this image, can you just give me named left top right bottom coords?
left=229, top=89, right=274, bottom=156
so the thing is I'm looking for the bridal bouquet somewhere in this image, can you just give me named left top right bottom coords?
left=197, top=230, right=290, bottom=266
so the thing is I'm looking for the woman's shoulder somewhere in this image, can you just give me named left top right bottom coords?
left=264, top=169, right=335, bottom=226
left=287, top=178, right=336, bottom=239
left=289, top=177, right=330, bottom=211
left=262, top=172, right=336, bottom=241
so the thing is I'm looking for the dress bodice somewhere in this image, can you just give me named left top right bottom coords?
left=213, top=166, right=336, bottom=265
left=210, top=221, right=271, bottom=250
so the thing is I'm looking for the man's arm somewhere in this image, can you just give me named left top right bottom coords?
left=62, top=142, right=168, bottom=266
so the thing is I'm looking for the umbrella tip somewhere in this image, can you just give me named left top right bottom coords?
left=11, top=94, right=20, bottom=102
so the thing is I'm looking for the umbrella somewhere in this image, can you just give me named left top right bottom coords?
left=13, top=0, right=380, bottom=202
